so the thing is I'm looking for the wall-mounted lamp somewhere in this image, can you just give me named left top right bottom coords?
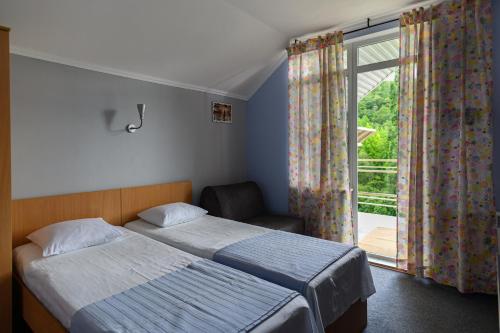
left=126, top=104, right=146, bottom=133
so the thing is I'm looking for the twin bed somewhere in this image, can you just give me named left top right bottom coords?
left=126, top=215, right=375, bottom=330
left=12, top=181, right=375, bottom=333
left=15, top=229, right=315, bottom=333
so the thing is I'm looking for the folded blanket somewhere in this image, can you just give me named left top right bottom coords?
left=213, top=231, right=363, bottom=333
left=71, top=259, right=304, bottom=333
left=213, top=231, right=354, bottom=294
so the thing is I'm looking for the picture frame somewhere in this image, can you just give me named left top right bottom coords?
left=212, top=102, right=232, bottom=124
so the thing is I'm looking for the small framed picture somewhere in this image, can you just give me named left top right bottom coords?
left=212, top=102, right=232, bottom=123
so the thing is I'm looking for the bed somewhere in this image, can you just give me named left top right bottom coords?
left=11, top=185, right=316, bottom=333
left=14, top=228, right=316, bottom=333
left=126, top=215, right=375, bottom=332
left=12, top=180, right=373, bottom=333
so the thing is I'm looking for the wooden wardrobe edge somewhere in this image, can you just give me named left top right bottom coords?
left=0, top=26, right=10, bottom=32
left=0, top=26, right=12, bottom=333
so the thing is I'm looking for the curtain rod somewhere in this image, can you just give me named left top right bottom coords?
left=344, top=18, right=399, bottom=36
left=291, top=17, right=399, bottom=44
left=289, top=0, right=443, bottom=44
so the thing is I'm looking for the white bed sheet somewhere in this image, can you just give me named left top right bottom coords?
left=126, top=215, right=271, bottom=258
left=125, top=217, right=376, bottom=328
left=14, top=228, right=314, bottom=332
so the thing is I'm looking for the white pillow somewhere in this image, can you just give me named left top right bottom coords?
left=138, top=202, right=207, bottom=227
left=27, top=218, right=123, bottom=257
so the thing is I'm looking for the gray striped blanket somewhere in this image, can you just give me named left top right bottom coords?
left=70, top=259, right=302, bottom=333
left=213, top=231, right=354, bottom=294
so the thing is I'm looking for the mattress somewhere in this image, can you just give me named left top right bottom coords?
left=125, top=216, right=376, bottom=329
left=14, top=228, right=315, bottom=333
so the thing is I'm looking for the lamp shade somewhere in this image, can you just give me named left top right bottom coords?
left=137, top=104, right=146, bottom=120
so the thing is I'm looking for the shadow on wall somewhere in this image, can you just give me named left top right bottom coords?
left=102, top=109, right=126, bottom=134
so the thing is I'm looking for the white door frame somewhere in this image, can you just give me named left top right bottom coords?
left=345, top=31, right=399, bottom=245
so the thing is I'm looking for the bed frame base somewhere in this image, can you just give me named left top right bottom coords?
left=325, top=299, right=367, bottom=333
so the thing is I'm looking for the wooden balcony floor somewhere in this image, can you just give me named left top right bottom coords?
left=358, top=212, right=397, bottom=261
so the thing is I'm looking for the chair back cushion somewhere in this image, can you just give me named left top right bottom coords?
left=200, top=182, right=266, bottom=221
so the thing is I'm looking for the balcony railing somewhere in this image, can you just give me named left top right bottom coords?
left=357, top=159, right=397, bottom=210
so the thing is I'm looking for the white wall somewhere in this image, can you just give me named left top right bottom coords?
left=11, top=55, right=247, bottom=202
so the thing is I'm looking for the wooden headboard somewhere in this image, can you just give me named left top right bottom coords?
left=121, top=181, right=192, bottom=223
left=11, top=180, right=193, bottom=248
left=12, top=189, right=122, bottom=248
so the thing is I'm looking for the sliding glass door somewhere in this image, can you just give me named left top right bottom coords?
left=345, top=32, right=400, bottom=266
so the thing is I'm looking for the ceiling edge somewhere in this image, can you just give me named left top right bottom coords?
left=246, top=51, right=287, bottom=101
left=10, top=46, right=249, bottom=101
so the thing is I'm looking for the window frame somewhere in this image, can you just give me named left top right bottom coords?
left=344, top=30, right=400, bottom=245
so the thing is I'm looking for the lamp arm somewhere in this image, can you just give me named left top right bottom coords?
left=126, top=104, right=146, bottom=133
left=126, top=118, right=143, bottom=133
left=133, top=117, right=143, bottom=130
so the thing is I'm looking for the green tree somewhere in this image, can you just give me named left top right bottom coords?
left=357, top=72, right=398, bottom=216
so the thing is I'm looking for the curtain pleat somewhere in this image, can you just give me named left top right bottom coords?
left=397, top=0, right=496, bottom=293
left=287, top=32, right=353, bottom=243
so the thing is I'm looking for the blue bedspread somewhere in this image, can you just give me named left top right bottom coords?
left=70, top=259, right=302, bottom=333
left=213, top=231, right=354, bottom=294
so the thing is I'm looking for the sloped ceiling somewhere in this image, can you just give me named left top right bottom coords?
left=0, top=0, right=423, bottom=100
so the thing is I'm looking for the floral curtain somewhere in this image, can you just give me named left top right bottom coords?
left=397, top=0, right=496, bottom=293
left=287, top=32, right=353, bottom=243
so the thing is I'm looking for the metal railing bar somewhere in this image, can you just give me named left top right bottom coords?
left=358, top=170, right=397, bottom=174
left=358, top=159, right=397, bottom=162
left=358, top=166, right=398, bottom=169
left=358, top=202, right=397, bottom=208
left=358, top=192, right=397, bottom=197
left=358, top=195, right=397, bottom=202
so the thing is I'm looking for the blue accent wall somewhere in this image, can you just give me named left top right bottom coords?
left=247, top=60, right=289, bottom=214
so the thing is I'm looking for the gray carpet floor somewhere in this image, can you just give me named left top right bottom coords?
left=365, top=266, right=498, bottom=333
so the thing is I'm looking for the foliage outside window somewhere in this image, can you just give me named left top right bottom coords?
left=357, top=71, right=399, bottom=216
